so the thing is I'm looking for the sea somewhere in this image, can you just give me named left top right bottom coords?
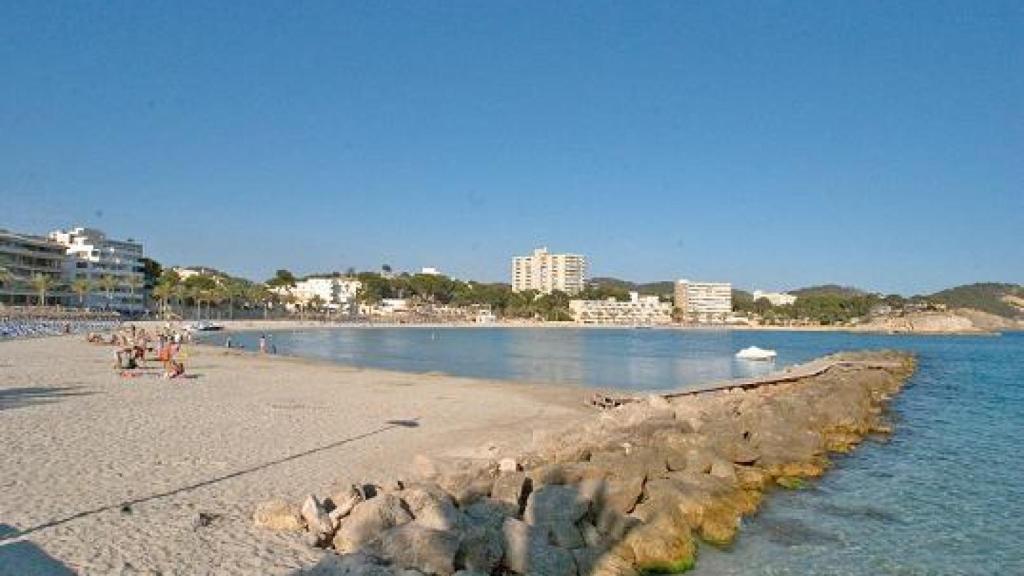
left=227, top=327, right=1024, bottom=575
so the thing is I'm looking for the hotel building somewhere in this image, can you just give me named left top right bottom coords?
left=674, top=279, right=733, bottom=323
left=511, top=247, right=587, bottom=295
left=569, top=292, right=673, bottom=325
left=275, top=277, right=363, bottom=314
left=752, top=290, right=797, bottom=306
left=0, top=229, right=68, bottom=305
left=49, top=227, right=145, bottom=313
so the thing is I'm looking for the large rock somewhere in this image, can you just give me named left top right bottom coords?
left=491, top=471, right=529, bottom=513
left=302, top=494, right=335, bottom=545
left=412, top=455, right=496, bottom=506
left=589, top=447, right=667, bottom=481
left=622, top=516, right=696, bottom=574
left=333, top=493, right=413, bottom=553
left=401, top=485, right=464, bottom=532
left=545, top=520, right=584, bottom=549
left=329, top=485, right=366, bottom=527
left=457, top=516, right=505, bottom=574
left=253, top=499, right=304, bottom=532
left=298, top=551, right=393, bottom=576
left=369, top=522, right=460, bottom=575
left=524, top=485, right=589, bottom=526
left=501, top=517, right=577, bottom=576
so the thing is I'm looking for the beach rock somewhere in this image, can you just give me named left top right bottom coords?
left=528, top=462, right=605, bottom=487
left=333, top=493, right=413, bottom=553
left=709, top=459, right=738, bottom=484
left=524, top=485, right=590, bottom=526
left=329, top=486, right=365, bottom=528
left=302, top=494, right=336, bottom=545
left=464, top=497, right=516, bottom=528
left=588, top=551, right=640, bottom=576
left=401, top=485, right=464, bottom=532
left=457, top=516, right=505, bottom=574
left=300, top=551, right=392, bottom=576
left=545, top=520, right=585, bottom=549
left=501, top=517, right=577, bottom=576
left=491, top=471, right=529, bottom=513
left=571, top=547, right=604, bottom=576
left=589, top=447, right=667, bottom=481
left=253, top=499, right=304, bottom=532
left=368, top=523, right=460, bottom=576
left=623, top=516, right=696, bottom=574
left=601, top=477, right=645, bottom=515
left=579, top=521, right=606, bottom=549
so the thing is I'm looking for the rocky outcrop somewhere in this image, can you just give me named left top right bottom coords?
left=256, top=350, right=915, bottom=575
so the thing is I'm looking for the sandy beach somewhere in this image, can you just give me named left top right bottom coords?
left=0, top=336, right=588, bottom=575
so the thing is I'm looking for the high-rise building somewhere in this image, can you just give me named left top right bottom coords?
left=49, top=227, right=145, bottom=313
left=0, top=229, right=68, bottom=306
left=674, top=279, right=732, bottom=323
left=511, top=247, right=587, bottom=295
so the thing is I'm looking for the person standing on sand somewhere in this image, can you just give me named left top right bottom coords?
left=259, top=334, right=266, bottom=353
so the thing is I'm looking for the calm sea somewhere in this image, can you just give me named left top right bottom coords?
left=227, top=328, right=1024, bottom=574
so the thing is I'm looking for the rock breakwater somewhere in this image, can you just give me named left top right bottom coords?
left=257, top=350, right=916, bottom=575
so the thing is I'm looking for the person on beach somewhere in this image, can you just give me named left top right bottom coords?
left=259, top=334, right=266, bottom=353
left=164, top=358, right=185, bottom=379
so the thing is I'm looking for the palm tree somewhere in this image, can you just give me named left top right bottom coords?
left=152, top=281, right=173, bottom=318
left=96, top=275, right=119, bottom=310
left=29, top=273, right=55, bottom=307
left=0, top=267, right=16, bottom=305
left=71, top=278, right=92, bottom=308
left=125, top=275, right=145, bottom=313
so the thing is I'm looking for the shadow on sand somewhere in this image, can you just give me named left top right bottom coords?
left=0, top=386, right=93, bottom=412
left=0, top=524, right=75, bottom=576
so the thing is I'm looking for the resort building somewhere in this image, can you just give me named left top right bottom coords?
left=49, top=227, right=145, bottom=313
left=280, top=277, right=363, bottom=314
left=0, top=229, right=68, bottom=306
left=420, top=267, right=441, bottom=276
left=674, top=279, right=733, bottom=324
left=752, top=290, right=797, bottom=306
left=511, top=247, right=587, bottom=295
left=569, top=292, right=673, bottom=325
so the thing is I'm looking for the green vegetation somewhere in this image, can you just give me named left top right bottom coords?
left=926, top=283, right=1023, bottom=318
left=788, top=284, right=867, bottom=298
left=775, top=476, right=807, bottom=490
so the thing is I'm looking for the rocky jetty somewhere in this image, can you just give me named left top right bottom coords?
left=258, top=350, right=916, bottom=575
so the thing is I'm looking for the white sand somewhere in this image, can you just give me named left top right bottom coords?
left=0, top=336, right=588, bottom=575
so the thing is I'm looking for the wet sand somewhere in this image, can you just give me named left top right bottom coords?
left=0, top=336, right=588, bottom=575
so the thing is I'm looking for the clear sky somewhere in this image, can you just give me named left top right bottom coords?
left=2, top=1, right=1021, bottom=295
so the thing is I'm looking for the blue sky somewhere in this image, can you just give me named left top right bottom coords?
left=2, top=1, right=1021, bottom=295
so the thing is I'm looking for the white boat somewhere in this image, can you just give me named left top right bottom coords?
left=735, top=346, right=777, bottom=361
left=184, top=321, right=223, bottom=332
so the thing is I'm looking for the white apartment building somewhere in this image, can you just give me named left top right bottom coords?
left=511, top=247, right=587, bottom=295
left=279, top=277, right=362, bottom=314
left=570, top=291, right=672, bottom=325
left=0, top=229, right=68, bottom=306
left=50, top=227, right=145, bottom=313
left=674, top=279, right=732, bottom=323
left=752, top=290, right=797, bottom=306
left=420, top=267, right=441, bottom=276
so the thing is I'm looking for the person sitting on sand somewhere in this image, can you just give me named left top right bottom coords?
left=115, top=348, right=137, bottom=370
left=164, top=359, right=185, bottom=379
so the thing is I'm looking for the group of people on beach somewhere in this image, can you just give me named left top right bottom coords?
left=88, top=323, right=188, bottom=379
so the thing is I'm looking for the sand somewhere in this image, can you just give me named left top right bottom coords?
left=0, top=336, right=588, bottom=575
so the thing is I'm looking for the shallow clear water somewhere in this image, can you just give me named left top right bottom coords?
left=228, top=328, right=1024, bottom=574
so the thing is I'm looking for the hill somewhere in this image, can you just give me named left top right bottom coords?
left=926, top=283, right=1024, bottom=319
left=789, top=284, right=868, bottom=298
left=588, top=277, right=675, bottom=297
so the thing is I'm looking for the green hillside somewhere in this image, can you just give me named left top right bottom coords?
left=926, top=283, right=1024, bottom=318
left=789, top=284, right=867, bottom=298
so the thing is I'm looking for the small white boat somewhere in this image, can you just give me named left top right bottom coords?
left=735, top=346, right=777, bottom=361
left=185, top=321, right=223, bottom=332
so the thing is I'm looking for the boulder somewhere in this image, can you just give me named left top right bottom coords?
left=709, top=459, right=738, bottom=484
left=501, top=517, right=577, bottom=576
left=301, top=494, right=336, bottom=545
left=524, top=485, right=589, bottom=526
left=545, top=520, right=584, bottom=549
left=623, top=516, right=696, bottom=574
left=300, top=551, right=393, bottom=576
left=369, top=523, right=460, bottom=576
left=253, top=499, right=304, bottom=532
left=333, top=493, right=413, bottom=553
left=330, top=486, right=366, bottom=528
left=401, top=485, right=464, bottom=532
left=464, top=497, right=516, bottom=529
left=589, top=448, right=666, bottom=481
left=457, top=517, right=505, bottom=574
left=491, top=471, right=529, bottom=513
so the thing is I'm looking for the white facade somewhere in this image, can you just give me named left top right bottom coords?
left=279, top=277, right=362, bottom=313
left=752, top=290, right=797, bottom=306
left=570, top=292, right=672, bottom=325
left=511, top=247, right=587, bottom=295
left=674, top=279, right=732, bottom=323
left=50, top=227, right=145, bottom=313
left=360, top=298, right=410, bottom=316
left=420, top=267, right=441, bottom=276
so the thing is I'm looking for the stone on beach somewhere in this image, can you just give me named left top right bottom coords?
left=302, top=494, right=336, bottom=545
left=253, top=499, right=304, bottom=532
left=333, top=493, right=413, bottom=553
left=367, top=523, right=460, bottom=575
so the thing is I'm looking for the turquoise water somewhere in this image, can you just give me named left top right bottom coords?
left=229, top=328, right=1024, bottom=574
